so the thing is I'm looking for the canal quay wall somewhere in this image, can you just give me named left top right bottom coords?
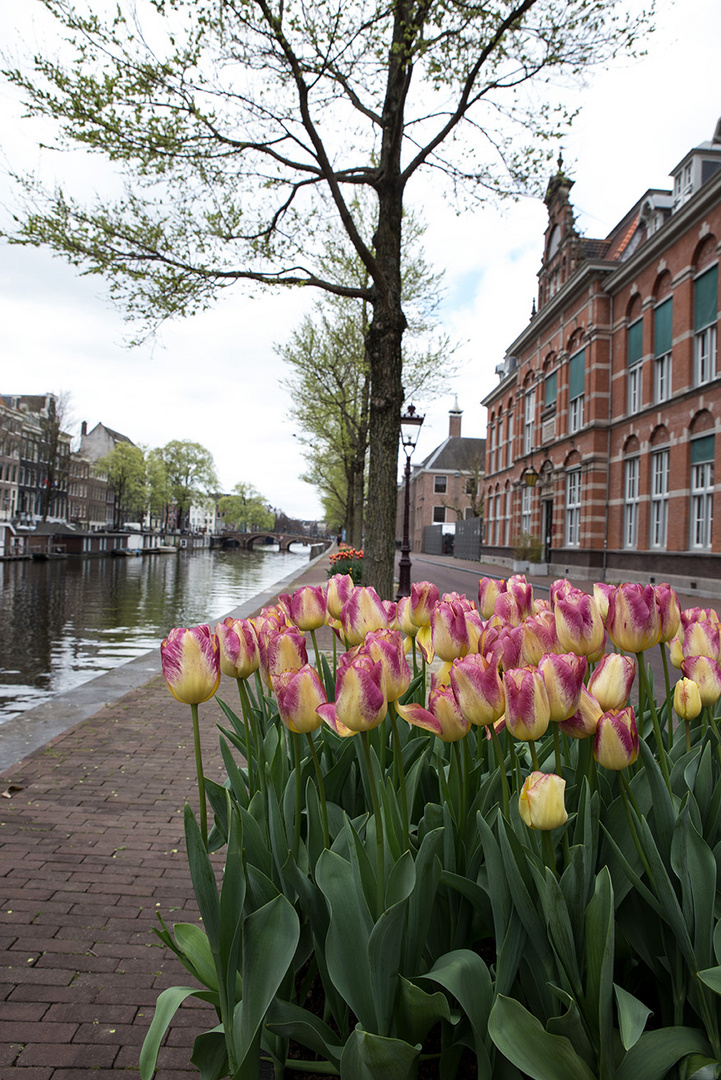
left=0, top=551, right=719, bottom=1076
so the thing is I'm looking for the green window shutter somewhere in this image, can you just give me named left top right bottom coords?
left=544, top=372, right=557, bottom=406
left=691, top=434, right=715, bottom=464
left=569, top=349, right=585, bottom=400
left=695, top=265, right=718, bottom=330
left=628, top=319, right=643, bottom=366
left=654, top=299, right=672, bottom=357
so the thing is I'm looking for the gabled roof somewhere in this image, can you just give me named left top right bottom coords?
left=418, top=436, right=486, bottom=473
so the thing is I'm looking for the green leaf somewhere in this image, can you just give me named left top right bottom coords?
left=488, top=995, right=597, bottom=1080
left=173, top=923, right=218, bottom=990
left=403, top=826, right=443, bottom=974
left=266, top=997, right=343, bottom=1068
left=396, top=976, right=453, bottom=1047
left=698, top=966, right=721, bottom=995
left=184, top=804, right=221, bottom=956
left=368, top=852, right=415, bottom=1035
left=584, top=867, right=614, bottom=1069
left=613, top=984, right=652, bottom=1050
left=419, top=949, right=493, bottom=1066
left=340, top=1026, right=420, bottom=1080
left=139, top=986, right=205, bottom=1079
left=190, top=1027, right=229, bottom=1080
left=615, top=1027, right=712, bottom=1080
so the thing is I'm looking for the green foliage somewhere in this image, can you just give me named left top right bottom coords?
left=218, top=483, right=274, bottom=533
left=512, top=532, right=544, bottom=562
left=97, top=441, right=147, bottom=528
left=159, top=439, right=219, bottom=529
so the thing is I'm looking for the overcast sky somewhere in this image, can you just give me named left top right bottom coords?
left=1, top=0, right=720, bottom=520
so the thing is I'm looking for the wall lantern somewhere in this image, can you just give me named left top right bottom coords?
left=522, top=464, right=539, bottom=488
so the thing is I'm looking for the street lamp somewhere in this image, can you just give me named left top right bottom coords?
left=522, top=462, right=539, bottom=488
left=397, top=404, right=425, bottom=600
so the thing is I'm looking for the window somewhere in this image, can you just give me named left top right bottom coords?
left=691, top=435, right=714, bottom=549
left=544, top=372, right=557, bottom=410
left=495, top=493, right=501, bottom=545
left=434, top=475, right=447, bottom=494
left=650, top=449, right=669, bottom=549
left=569, top=350, right=585, bottom=433
left=623, top=457, right=639, bottom=548
left=504, top=491, right=511, bottom=546
left=507, top=414, right=514, bottom=468
left=433, top=505, right=446, bottom=523
left=524, top=388, right=535, bottom=454
left=694, top=265, right=718, bottom=386
left=497, top=416, right=503, bottom=469
left=566, top=470, right=581, bottom=547
left=654, top=299, right=672, bottom=403
left=521, top=486, right=531, bottom=535
left=627, top=319, right=643, bottom=414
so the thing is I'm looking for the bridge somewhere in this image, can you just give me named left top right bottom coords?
left=212, top=531, right=331, bottom=553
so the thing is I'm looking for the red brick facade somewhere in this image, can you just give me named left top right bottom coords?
left=482, top=128, right=721, bottom=593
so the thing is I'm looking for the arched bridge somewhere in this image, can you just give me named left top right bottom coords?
left=214, top=532, right=331, bottom=553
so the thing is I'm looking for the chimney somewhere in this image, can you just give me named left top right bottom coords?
left=448, top=396, right=462, bottom=438
left=81, top=421, right=87, bottom=437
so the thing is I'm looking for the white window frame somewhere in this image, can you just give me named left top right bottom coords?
left=524, top=389, right=535, bottom=455
left=628, top=363, right=642, bottom=415
left=497, top=416, right=503, bottom=470
left=695, top=325, right=717, bottom=386
left=504, top=491, right=511, bottom=546
left=691, top=461, right=713, bottom=550
left=569, top=394, right=584, bottom=433
left=494, top=493, right=501, bottom=545
left=433, top=505, right=446, bottom=524
left=566, top=470, right=581, bottom=547
left=507, top=413, right=514, bottom=468
left=434, top=475, right=447, bottom=494
left=520, top=486, right=531, bottom=535
left=650, top=449, right=669, bottom=549
left=654, top=352, right=672, bottom=403
left=623, top=457, right=640, bottom=549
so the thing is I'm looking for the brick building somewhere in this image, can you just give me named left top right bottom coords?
left=0, top=394, right=71, bottom=524
left=482, top=121, right=721, bottom=592
left=396, top=400, right=485, bottom=552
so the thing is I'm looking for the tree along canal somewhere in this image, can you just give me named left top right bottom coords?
left=0, top=546, right=312, bottom=724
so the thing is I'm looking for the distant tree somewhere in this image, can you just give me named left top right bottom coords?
left=160, top=440, right=218, bottom=530
left=97, top=442, right=146, bottom=529
left=4, top=0, right=653, bottom=595
left=144, top=448, right=171, bottom=528
left=218, top=482, right=274, bottom=533
left=39, top=391, right=72, bottom=521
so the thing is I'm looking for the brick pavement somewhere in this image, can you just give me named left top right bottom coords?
left=1, top=550, right=718, bottom=1077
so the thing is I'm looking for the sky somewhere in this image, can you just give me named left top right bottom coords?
left=1, top=0, right=720, bottom=521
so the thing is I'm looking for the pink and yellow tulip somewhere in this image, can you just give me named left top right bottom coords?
left=587, top=652, right=636, bottom=712
left=340, top=586, right=389, bottom=645
left=160, top=624, right=221, bottom=704
left=216, top=618, right=260, bottom=681
left=275, top=664, right=327, bottom=733
left=606, top=583, right=661, bottom=653
left=538, top=652, right=587, bottom=723
left=554, top=590, right=605, bottom=657
left=681, top=655, right=721, bottom=706
left=396, top=684, right=471, bottom=742
left=449, top=653, right=505, bottom=728
left=519, top=771, right=568, bottom=830
left=593, top=706, right=639, bottom=770
left=503, top=666, right=551, bottom=741
left=317, top=652, right=387, bottom=733
left=364, top=629, right=411, bottom=702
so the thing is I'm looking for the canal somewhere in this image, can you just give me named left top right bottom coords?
left=0, top=546, right=312, bottom=724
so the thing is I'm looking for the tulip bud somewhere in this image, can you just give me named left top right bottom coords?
left=494, top=591, right=524, bottom=627
left=409, top=581, right=440, bottom=628
left=593, top=706, right=639, bottom=770
left=593, top=582, right=615, bottom=622
left=326, top=573, right=355, bottom=621
left=681, top=656, right=721, bottom=707
left=216, top=618, right=260, bottom=680
left=396, top=595, right=419, bottom=637
left=682, top=619, right=721, bottom=662
left=503, top=666, right=550, bottom=741
left=587, top=652, right=636, bottom=712
left=519, top=613, right=559, bottom=667
left=478, top=576, right=506, bottom=619
left=519, top=771, right=568, bottom=830
left=275, top=664, right=327, bottom=733
left=558, top=685, right=602, bottom=739
left=673, top=677, right=702, bottom=722
left=161, top=625, right=221, bottom=704
left=396, top=685, right=471, bottom=742
left=285, top=585, right=327, bottom=631
left=449, top=653, right=505, bottom=727
left=340, top=586, right=389, bottom=645
left=606, top=583, right=661, bottom=653
left=506, top=574, right=534, bottom=620
left=654, top=584, right=681, bottom=644
left=364, top=629, right=411, bottom=702
left=260, top=626, right=308, bottom=689
left=667, top=635, right=684, bottom=669
left=317, top=652, right=387, bottom=733
left=554, top=591, right=605, bottom=657
left=538, top=652, right=587, bottom=722
left=430, top=599, right=471, bottom=661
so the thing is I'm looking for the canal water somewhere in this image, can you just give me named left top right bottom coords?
left=0, top=546, right=312, bottom=724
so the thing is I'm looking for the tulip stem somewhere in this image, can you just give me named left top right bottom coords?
left=190, top=703, right=208, bottom=849
left=305, top=732, right=329, bottom=848
left=310, top=629, right=322, bottom=675
left=660, top=644, right=673, bottom=747
left=618, top=771, right=654, bottom=883
left=239, top=679, right=265, bottom=799
left=389, top=705, right=409, bottom=849
left=489, top=725, right=510, bottom=819
left=541, top=830, right=556, bottom=877
left=685, top=718, right=691, bottom=754
left=529, top=740, right=540, bottom=772
left=452, top=740, right=467, bottom=859
left=360, top=731, right=385, bottom=914
left=292, top=732, right=302, bottom=861
left=636, top=652, right=671, bottom=792
left=552, top=725, right=562, bottom=776
left=236, top=677, right=255, bottom=793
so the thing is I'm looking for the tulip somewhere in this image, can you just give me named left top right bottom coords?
left=260, top=625, right=308, bottom=689
left=478, top=576, right=506, bottom=619
left=449, top=653, right=505, bottom=728
left=538, top=652, right=587, bottom=723
left=606, top=583, right=661, bottom=653
left=326, top=573, right=355, bottom=621
left=506, top=574, right=534, bottom=620
left=364, top=629, right=411, bottom=702
left=673, top=677, right=702, bottom=722
left=681, top=656, right=721, bottom=706
left=558, top=686, right=602, bottom=739
left=550, top=578, right=579, bottom=605
left=587, top=652, right=636, bottom=712
left=682, top=619, right=721, bottom=661
left=519, top=772, right=568, bottom=830
left=503, top=666, right=550, bottom=741
left=593, top=582, right=615, bottom=622
left=317, top=652, right=387, bottom=733
left=216, top=618, right=260, bottom=680
left=497, top=625, right=524, bottom=670
left=275, top=664, right=327, bottom=733
left=283, top=585, right=327, bottom=631
left=494, top=591, right=524, bottom=627
left=519, top=613, right=559, bottom=667
left=654, top=584, right=681, bottom=644
left=430, top=599, right=471, bottom=662
left=396, top=595, right=419, bottom=638
left=340, top=586, right=389, bottom=645
left=554, top=590, right=605, bottom=657
left=160, top=624, right=221, bottom=704
left=681, top=606, right=721, bottom=632
left=396, top=685, right=471, bottom=742
left=409, top=581, right=440, bottom=628
left=593, top=706, right=639, bottom=770
left=667, top=635, right=684, bottom=669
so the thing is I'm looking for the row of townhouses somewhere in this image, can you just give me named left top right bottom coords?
left=480, top=119, right=721, bottom=593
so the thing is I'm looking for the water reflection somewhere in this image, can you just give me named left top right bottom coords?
left=0, top=547, right=310, bottom=723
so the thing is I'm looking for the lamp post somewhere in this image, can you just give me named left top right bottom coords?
left=397, top=404, right=425, bottom=600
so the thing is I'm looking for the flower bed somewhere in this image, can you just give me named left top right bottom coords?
left=141, top=574, right=721, bottom=1080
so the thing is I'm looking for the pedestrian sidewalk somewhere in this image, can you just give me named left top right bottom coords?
left=0, top=550, right=717, bottom=1077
